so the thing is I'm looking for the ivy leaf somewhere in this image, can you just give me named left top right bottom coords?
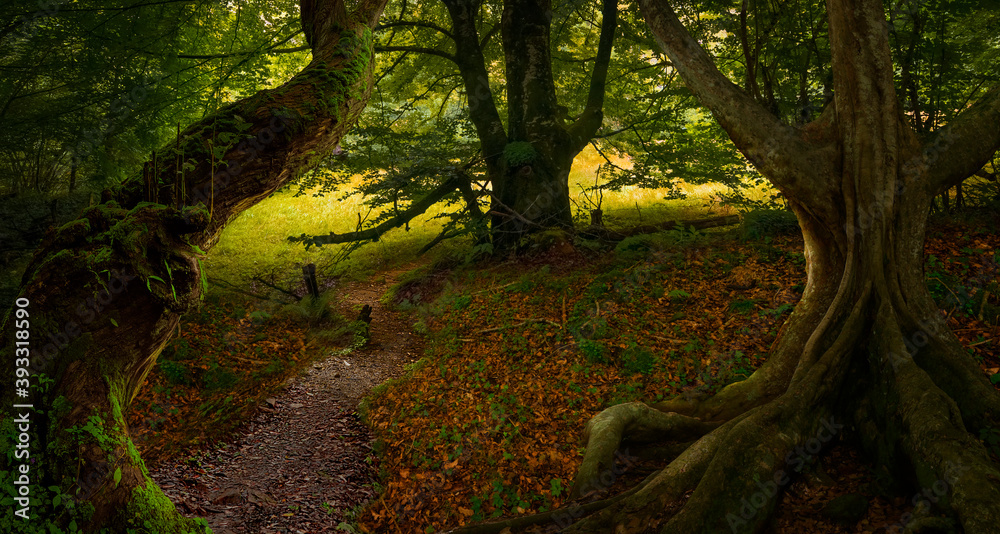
left=113, top=467, right=122, bottom=487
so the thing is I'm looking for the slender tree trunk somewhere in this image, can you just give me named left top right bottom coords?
left=0, top=1, right=387, bottom=532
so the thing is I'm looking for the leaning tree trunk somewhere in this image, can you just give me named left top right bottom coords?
left=0, top=1, right=387, bottom=532
left=452, top=0, right=1000, bottom=532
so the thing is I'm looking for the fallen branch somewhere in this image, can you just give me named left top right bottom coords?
left=577, top=214, right=741, bottom=241
left=250, top=276, right=303, bottom=301
left=446, top=470, right=659, bottom=534
left=207, top=276, right=288, bottom=302
left=294, top=175, right=462, bottom=247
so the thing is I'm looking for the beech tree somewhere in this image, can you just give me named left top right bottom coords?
left=454, top=0, right=1000, bottom=532
left=0, top=0, right=388, bottom=531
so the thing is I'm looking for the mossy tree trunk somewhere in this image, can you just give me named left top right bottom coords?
left=438, top=0, right=617, bottom=249
left=0, top=0, right=388, bottom=532
left=454, top=0, right=1000, bottom=532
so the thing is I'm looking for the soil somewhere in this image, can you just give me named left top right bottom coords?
left=149, top=267, right=423, bottom=534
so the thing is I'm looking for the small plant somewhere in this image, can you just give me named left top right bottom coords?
left=621, top=343, right=656, bottom=375
left=728, top=298, right=760, bottom=314
left=578, top=339, right=608, bottom=363
left=762, top=303, right=795, bottom=317
left=452, top=294, right=473, bottom=310
left=248, top=310, right=271, bottom=324
left=158, top=360, right=192, bottom=386
left=668, top=289, right=691, bottom=301
left=202, top=359, right=238, bottom=390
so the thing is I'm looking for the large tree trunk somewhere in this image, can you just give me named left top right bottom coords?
left=0, top=1, right=387, bottom=532
left=453, top=0, right=1000, bottom=531
left=489, top=0, right=617, bottom=249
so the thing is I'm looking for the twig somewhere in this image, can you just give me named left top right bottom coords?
left=650, top=335, right=686, bottom=344
left=207, top=276, right=286, bottom=302
left=250, top=276, right=302, bottom=301
left=477, top=318, right=562, bottom=334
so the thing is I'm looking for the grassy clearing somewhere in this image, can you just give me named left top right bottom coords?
left=128, top=146, right=773, bottom=494
left=204, top=145, right=777, bottom=290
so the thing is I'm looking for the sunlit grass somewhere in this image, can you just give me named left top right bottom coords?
left=205, top=182, right=451, bottom=286
left=567, top=145, right=776, bottom=226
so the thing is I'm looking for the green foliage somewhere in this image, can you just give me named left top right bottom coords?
left=739, top=209, right=800, bottom=241
left=0, top=0, right=307, bottom=194
left=728, top=298, right=761, bottom=314
left=159, top=360, right=192, bottom=386
left=274, top=293, right=335, bottom=326
left=249, top=310, right=272, bottom=324
left=668, top=289, right=691, bottom=301
left=503, top=142, right=538, bottom=166
left=201, top=360, right=238, bottom=391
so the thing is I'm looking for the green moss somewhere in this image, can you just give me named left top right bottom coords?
left=125, top=480, right=211, bottom=533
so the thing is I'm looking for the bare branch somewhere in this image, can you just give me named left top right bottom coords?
left=374, top=45, right=457, bottom=62
left=295, top=175, right=462, bottom=247
left=377, top=20, right=454, bottom=40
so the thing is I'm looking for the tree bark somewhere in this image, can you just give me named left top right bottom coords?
left=458, top=0, right=1000, bottom=531
left=0, top=1, right=387, bottom=532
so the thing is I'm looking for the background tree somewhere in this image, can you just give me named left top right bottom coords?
left=0, top=0, right=387, bottom=531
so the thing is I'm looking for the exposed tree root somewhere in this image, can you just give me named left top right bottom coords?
left=569, top=403, right=718, bottom=498
left=852, top=302, right=1000, bottom=531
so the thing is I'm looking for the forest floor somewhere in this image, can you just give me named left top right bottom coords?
left=129, top=212, right=1000, bottom=534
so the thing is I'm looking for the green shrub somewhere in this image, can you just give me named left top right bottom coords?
left=202, top=361, right=238, bottom=390
left=249, top=310, right=272, bottom=324
left=739, top=209, right=799, bottom=240
left=273, top=292, right=334, bottom=326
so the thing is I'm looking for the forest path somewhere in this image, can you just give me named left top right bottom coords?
left=150, top=263, right=425, bottom=533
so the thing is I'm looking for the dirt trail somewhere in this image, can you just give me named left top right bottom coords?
left=150, top=266, right=423, bottom=533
